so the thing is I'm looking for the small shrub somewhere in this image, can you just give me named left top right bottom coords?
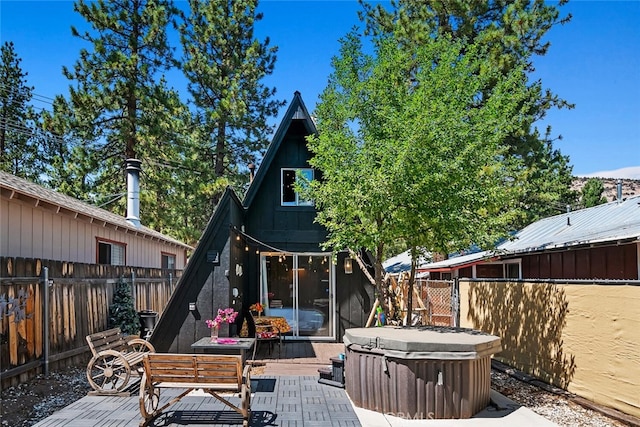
left=108, top=277, right=138, bottom=335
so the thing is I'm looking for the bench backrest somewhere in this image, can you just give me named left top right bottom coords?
left=86, top=328, right=129, bottom=357
left=142, top=353, right=243, bottom=390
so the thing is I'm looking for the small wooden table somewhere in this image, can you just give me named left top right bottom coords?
left=191, top=337, right=255, bottom=364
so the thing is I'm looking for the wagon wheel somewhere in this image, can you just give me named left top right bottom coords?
left=127, top=338, right=155, bottom=373
left=139, top=373, right=160, bottom=418
left=241, top=382, right=251, bottom=427
left=127, top=338, right=155, bottom=353
left=86, top=350, right=131, bottom=392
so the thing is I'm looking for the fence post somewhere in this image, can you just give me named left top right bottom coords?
left=42, top=266, right=50, bottom=376
left=452, top=277, right=460, bottom=328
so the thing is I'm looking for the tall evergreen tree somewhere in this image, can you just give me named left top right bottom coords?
left=0, top=42, right=43, bottom=181
left=581, top=178, right=607, bottom=208
left=179, top=0, right=283, bottom=203
left=49, top=0, right=189, bottom=232
left=358, top=0, right=577, bottom=227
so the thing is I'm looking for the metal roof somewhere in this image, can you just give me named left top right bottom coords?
left=382, top=249, right=431, bottom=273
left=385, top=195, right=640, bottom=272
left=497, top=195, right=640, bottom=254
left=417, top=250, right=496, bottom=271
left=0, top=171, right=192, bottom=249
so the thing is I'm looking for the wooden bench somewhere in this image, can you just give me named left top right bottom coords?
left=85, top=327, right=155, bottom=393
left=139, top=353, right=251, bottom=427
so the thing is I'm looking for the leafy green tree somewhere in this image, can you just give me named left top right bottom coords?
left=108, top=277, right=139, bottom=335
left=0, top=41, right=43, bottom=181
left=48, top=0, right=191, bottom=234
left=308, top=31, right=531, bottom=316
left=179, top=0, right=283, bottom=206
left=358, top=0, right=577, bottom=228
left=581, top=178, right=607, bottom=208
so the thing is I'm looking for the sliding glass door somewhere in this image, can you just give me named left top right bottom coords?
left=260, top=253, right=334, bottom=339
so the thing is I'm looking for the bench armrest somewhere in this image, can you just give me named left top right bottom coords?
left=242, top=363, right=251, bottom=392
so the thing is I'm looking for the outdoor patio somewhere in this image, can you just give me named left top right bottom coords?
left=30, top=342, right=557, bottom=427
left=33, top=342, right=356, bottom=427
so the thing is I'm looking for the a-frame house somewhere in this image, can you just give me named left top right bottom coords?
left=152, top=92, right=373, bottom=352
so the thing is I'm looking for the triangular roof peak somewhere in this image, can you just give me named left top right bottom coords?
left=243, top=91, right=317, bottom=207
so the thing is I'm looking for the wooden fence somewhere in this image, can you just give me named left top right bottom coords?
left=0, top=257, right=180, bottom=386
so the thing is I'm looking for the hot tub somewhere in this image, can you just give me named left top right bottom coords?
left=344, top=326, right=501, bottom=419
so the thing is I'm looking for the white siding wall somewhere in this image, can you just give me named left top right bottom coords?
left=1, top=196, right=186, bottom=269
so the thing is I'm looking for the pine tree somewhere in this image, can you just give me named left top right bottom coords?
left=0, top=41, right=43, bottom=181
left=581, top=178, right=607, bottom=208
left=50, top=0, right=191, bottom=233
left=108, top=277, right=139, bottom=335
left=179, top=0, right=284, bottom=203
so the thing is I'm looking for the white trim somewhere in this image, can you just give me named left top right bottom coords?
left=281, top=168, right=314, bottom=206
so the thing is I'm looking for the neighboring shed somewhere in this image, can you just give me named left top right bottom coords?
left=496, top=195, right=640, bottom=280
left=151, top=92, right=374, bottom=353
left=0, top=170, right=191, bottom=269
left=414, top=195, right=640, bottom=280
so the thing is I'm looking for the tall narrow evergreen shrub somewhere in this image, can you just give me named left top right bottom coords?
left=108, top=277, right=138, bottom=335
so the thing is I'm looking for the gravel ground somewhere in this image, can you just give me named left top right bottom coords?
left=1, top=365, right=90, bottom=427
left=490, top=370, right=628, bottom=427
left=0, top=365, right=632, bottom=426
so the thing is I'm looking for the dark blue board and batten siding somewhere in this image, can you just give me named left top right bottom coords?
left=247, top=119, right=325, bottom=253
left=149, top=92, right=373, bottom=352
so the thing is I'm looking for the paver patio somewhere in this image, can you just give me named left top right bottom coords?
left=33, top=375, right=360, bottom=426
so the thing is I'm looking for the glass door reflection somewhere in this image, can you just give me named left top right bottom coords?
left=260, top=253, right=333, bottom=339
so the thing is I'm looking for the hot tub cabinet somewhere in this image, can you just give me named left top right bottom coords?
left=344, top=326, right=501, bottom=419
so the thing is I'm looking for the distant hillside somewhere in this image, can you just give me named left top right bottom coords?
left=572, top=177, right=640, bottom=202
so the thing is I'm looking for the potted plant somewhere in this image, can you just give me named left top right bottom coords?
left=206, top=308, right=238, bottom=342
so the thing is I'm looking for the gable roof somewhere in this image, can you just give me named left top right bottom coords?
left=243, top=91, right=317, bottom=208
left=0, top=171, right=191, bottom=249
left=498, top=195, right=640, bottom=254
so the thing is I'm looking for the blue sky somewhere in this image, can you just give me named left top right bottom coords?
left=1, top=0, right=638, bottom=177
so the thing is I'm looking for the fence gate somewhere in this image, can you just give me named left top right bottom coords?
left=389, top=275, right=458, bottom=327
left=415, top=279, right=457, bottom=326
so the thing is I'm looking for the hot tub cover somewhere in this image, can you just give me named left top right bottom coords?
left=344, top=326, right=501, bottom=360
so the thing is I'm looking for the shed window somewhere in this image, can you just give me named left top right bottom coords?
left=281, top=168, right=313, bottom=206
left=97, top=240, right=125, bottom=265
left=505, top=263, right=520, bottom=279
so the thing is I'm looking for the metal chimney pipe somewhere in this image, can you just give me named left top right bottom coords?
left=616, top=179, right=622, bottom=202
left=248, top=162, right=256, bottom=183
left=126, top=158, right=142, bottom=228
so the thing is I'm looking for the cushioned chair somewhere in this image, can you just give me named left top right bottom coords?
left=250, top=312, right=282, bottom=360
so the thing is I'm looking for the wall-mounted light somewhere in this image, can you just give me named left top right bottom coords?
left=344, top=257, right=353, bottom=274
left=207, top=250, right=220, bottom=266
